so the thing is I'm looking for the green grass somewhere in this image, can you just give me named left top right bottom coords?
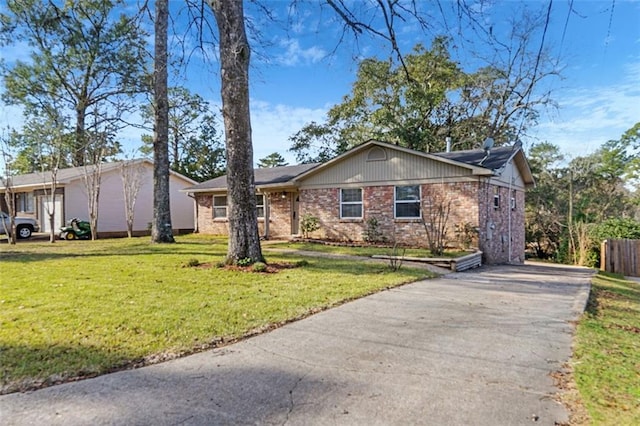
left=572, top=272, right=640, bottom=425
left=0, top=235, right=433, bottom=393
left=266, top=241, right=468, bottom=258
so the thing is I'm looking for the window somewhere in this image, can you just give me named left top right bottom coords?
left=213, top=195, right=227, bottom=218
left=493, top=194, right=500, bottom=209
left=395, top=185, right=421, bottom=218
left=256, top=194, right=265, bottom=218
left=340, top=188, right=362, bottom=218
left=15, top=192, right=34, bottom=213
left=511, top=190, right=516, bottom=211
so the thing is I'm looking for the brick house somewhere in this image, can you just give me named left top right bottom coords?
left=184, top=141, right=534, bottom=264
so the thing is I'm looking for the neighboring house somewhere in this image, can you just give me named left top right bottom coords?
left=184, top=141, right=534, bottom=264
left=0, top=159, right=196, bottom=237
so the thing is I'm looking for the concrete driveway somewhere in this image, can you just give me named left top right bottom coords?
left=0, top=263, right=593, bottom=426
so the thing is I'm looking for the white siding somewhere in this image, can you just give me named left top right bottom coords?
left=62, top=162, right=194, bottom=233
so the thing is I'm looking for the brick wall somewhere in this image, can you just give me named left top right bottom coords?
left=195, top=192, right=292, bottom=238
left=477, top=182, right=526, bottom=264
left=300, top=182, right=482, bottom=249
left=195, top=194, right=230, bottom=235
left=266, top=193, right=292, bottom=238
left=196, top=182, right=526, bottom=264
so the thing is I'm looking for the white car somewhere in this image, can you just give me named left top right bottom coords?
left=0, top=211, right=40, bottom=239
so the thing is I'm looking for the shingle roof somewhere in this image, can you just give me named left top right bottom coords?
left=433, top=146, right=519, bottom=172
left=1, top=159, right=196, bottom=190
left=183, top=142, right=533, bottom=193
left=3, top=161, right=129, bottom=189
left=184, top=163, right=320, bottom=192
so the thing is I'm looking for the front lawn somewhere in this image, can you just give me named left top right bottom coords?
left=572, top=272, right=640, bottom=425
left=0, top=235, right=432, bottom=394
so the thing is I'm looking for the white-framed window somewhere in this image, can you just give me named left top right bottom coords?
left=213, top=195, right=227, bottom=218
left=256, top=194, right=265, bottom=218
left=511, top=190, right=516, bottom=211
left=395, top=185, right=421, bottom=218
left=340, top=188, right=363, bottom=219
left=16, top=192, right=34, bottom=213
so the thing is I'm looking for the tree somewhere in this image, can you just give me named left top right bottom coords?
left=290, top=40, right=465, bottom=162
left=290, top=4, right=560, bottom=162
left=257, top=152, right=288, bottom=168
left=525, top=124, right=640, bottom=263
left=141, top=87, right=226, bottom=181
left=0, top=129, right=17, bottom=244
left=151, top=0, right=174, bottom=244
left=1, top=0, right=149, bottom=168
left=120, top=158, right=144, bottom=238
left=525, top=142, right=566, bottom=259
left=207, top=0, right=264, bottom=264
left=22, top=114, right=68, bottom=243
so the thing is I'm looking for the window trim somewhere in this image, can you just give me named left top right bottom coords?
left=394, top=185, right=421, bottom=219
left=340, top=188, right=363, bottom=219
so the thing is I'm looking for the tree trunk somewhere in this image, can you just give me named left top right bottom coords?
left=151, top=0, right=174, bottom=243
left=75, top=104, right=86, bottom=166
left=208, top=0, right=263, bottom=264
left=3, top=184, right=16, bottom=245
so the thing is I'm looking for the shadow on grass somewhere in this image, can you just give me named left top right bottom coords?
left=1, top=342, right=136, bottom=395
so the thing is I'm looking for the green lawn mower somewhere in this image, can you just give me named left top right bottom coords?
left=59, top=218, right=91, bottom=240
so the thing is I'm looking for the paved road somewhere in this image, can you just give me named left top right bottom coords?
left=0, top=263, right=593, bottom=426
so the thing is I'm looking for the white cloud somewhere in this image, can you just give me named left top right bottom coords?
left=531, top=58, right=640, bottom=155
left=274, top=39, right=326, bottom=67
left=249, top=99, right=328, bottom=165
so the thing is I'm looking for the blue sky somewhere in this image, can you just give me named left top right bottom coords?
left=1, top=0, right=639, bottom=166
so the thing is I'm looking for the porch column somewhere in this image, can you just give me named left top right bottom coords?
left=263, top=192, right=270, bottom=239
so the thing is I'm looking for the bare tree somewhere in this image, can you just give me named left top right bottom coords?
left=207, top=0, right=264, bottom=264
left=22, top=115, right=67, bottom=243
left=80, top=154, right=104, bottom=241
left=421, top=188, right=451, bottom=256
left=0, top=129, right=17, bottom=244
left=151, top=0, right=175, bottom=243
left=120, top=158, right=144, bottom=238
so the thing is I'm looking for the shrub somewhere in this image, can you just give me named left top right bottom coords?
left=183, top=258, right=200, bottom=268
left=237, top=257, right=253, bottom=267
left=251, top=262, right=268, bottom=272
left=300, top=214, right=320, bottom=238
left=387, top=243, right=406, bottom=271
left=363, top=217, right=386, bottom=243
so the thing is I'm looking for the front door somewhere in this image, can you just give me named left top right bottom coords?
left=291, top=193, right=300, bottom=235
left=40, top=195, right=63, bottom=232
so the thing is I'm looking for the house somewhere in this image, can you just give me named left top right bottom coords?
left=0, top=159, right=196, bottom=237
left=184, top=141, right=534, bottom=264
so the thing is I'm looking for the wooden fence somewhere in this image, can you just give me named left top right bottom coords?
left=601, top=239, right=640, bottom=277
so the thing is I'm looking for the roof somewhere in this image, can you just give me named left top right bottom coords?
left=434, top=146, right=519, bottom=171
left=0, top=159, right=197, bottom=190
left=184, top=163, right=320, bottom=193
left=183, top=140, right=534, bottom=193
left=435, top=145, right=535, bottom=187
